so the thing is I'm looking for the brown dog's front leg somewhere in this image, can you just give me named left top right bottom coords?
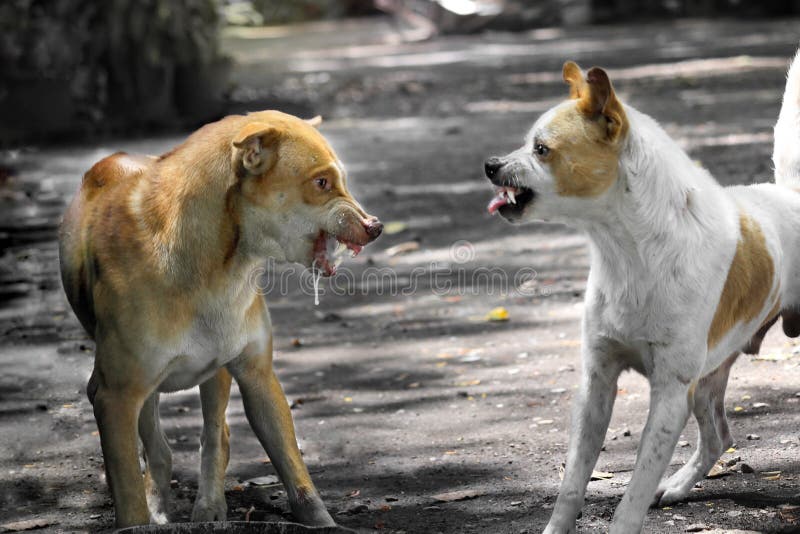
left=192, top=368, right=233, bottom=521
left=93, top=383, right=151, bottom=527
left=229, top=351, right=335, bottom=527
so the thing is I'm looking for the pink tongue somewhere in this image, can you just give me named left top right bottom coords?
left=487, top=195, right=508, bottom=214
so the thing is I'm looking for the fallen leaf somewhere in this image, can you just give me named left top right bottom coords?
left=0, top=519, right=55, bottom=531
left=733, top=406, right=744, bottom=412
left=684, top=524, right=709, bottom=532
left=725, top=447, right=736, bottom=453
left=486, top=307, right=509, bottom=322
left=385, top=241, right=419, bottom=257
left=762, top=470, right=782, bottom=481
left=590, top=471, right=614, bottom=481
left=752, top=402, right=769, bottom=409
left=244, top=505, right=256, bottom=522
left=346, top=489, right=361, bottom=498
left=706, top=463, right=731, bottom=479
left=454, top=379, right=481, bottom=387
left=432, top=489, right=483, bottom=502
left=383, top=221, right=408, bottom=235
left=746, top=434, right=761, bottom=440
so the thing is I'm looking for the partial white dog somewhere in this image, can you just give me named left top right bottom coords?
left=483, top=50, right=800, bottom=533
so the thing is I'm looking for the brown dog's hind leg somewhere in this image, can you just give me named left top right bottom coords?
left=138, top=393, right=172, bottom=523
left=228, top=341, right=335, bottom=527
left=192, top=368, right=233, bottom=521
left=93, top=382, right=151, bottom=527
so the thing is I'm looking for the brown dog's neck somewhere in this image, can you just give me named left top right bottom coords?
left=134, top=138, right=252, bottom=290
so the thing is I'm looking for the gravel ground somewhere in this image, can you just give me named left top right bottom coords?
left=2, top=15, right=800, bottom=534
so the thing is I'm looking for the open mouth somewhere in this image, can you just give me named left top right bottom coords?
left=487, top=185, right=536, bottom=217
left=312, top=231, right=363, bottom=276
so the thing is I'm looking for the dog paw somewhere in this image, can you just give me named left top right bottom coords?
left=191, top=496, right=228, bottom=522
left=655, top=485, right=690, bottom=508
left=542, top=524, right=576, bottom=534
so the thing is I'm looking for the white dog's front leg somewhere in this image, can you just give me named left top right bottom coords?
left=610, top=370, right=694, bottom=533
left=544, top=338, right=625, bottom=534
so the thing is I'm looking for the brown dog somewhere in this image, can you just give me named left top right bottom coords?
left=59, top=110, right=382, bottom=527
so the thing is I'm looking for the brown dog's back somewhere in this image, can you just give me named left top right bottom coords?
left=59, top=152, right=154, bottom=338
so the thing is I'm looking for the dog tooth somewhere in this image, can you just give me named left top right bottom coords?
left=507, top=190, right=516, bottom=204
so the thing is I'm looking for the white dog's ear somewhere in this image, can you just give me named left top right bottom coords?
left=584, top=67, right=627, bottom=140
left=306, top=115, right=323, bottom=127
left=232, top=122, right=281, bottom=175
left=563, top=62, right=628, bottom=142
left=562, top=61, right=585, bottom=100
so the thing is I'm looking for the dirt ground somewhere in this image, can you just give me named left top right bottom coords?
left=3, top=15, right=800, bottom=534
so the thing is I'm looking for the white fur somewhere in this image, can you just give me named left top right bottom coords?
left=491, top=54, right=800, bottom=534
left=774, top=47, right=800, bottom=187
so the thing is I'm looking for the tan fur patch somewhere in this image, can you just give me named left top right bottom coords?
left=708, top=213, right=774, bottom=349
left=545, top=105, right=622, bottom=197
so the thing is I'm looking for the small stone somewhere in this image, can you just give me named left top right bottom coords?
left=622, top=428, right=631, bottom=437
left=740, top=463, right=755, bottom=473
left=347, top=504, right=369, bottom=515
left=746, top=434, right=761, bottom=440
left=678, top=440, right=691, bottom=448
left=685, top=524, right=708, bottom=532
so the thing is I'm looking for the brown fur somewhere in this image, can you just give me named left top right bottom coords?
left=708, top=212, right=775, bottom=349
left=543, top=62, right=630, bottom=198
left=59, top=110, right=379, bottom=528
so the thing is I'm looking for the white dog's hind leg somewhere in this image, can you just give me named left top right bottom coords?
left=655, top=354, right=736, bottom=506
left=192, top=369, right=233, bottom=522
left=138, top=393, right=172, bottom=524
left=543, top=338, right=626, bottom=534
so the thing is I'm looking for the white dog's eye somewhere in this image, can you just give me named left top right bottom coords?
left=534, top=143, right=550, bottom=157
left=314, top=177, right=330, bottom=190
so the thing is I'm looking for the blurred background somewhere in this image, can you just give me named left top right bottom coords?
left=3, top=2, right=800, bottom=533
left=2, top=0, right=800, bottom=143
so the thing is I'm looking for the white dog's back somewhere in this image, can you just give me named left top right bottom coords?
left=774, top=47, right=800, bottom=187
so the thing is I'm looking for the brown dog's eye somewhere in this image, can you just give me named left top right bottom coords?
left=314, top=177, right=330, bottom=191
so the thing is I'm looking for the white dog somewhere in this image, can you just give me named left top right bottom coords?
left=483, top=50, right=800, bottom=533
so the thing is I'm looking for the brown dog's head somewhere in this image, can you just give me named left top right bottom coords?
left=231, top=111, right=381, bottom=275
left=484, top=61, right=629, bottom=224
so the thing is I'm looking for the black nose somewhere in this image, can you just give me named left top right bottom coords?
left=365, top=218, right=383, bottom=241
left=484, top=157, right=505, bottom=179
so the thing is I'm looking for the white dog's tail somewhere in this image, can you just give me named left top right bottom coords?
left=774, top=47, right=800, bottom=187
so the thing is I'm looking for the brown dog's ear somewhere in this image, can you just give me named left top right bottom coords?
left=306, top=115, right=323, bottom=127
left=562, top=61, right=586, bottom=100
left=232, top=122, right=281, bottom=175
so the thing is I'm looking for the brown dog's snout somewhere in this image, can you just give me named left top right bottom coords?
left=364, top=217, right=383, bottom=242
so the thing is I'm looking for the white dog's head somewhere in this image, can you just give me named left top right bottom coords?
left=484, top=62, right=629, bottom=224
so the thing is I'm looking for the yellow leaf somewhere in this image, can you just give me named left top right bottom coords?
left=486, top=307, right=509, bottom=322
left=725, top=447, right=737, bottom=453
left=454, top=379, right=481, bottom=387
left=344, top=397, right=353, bottom=403
left=383, top=221, right=408, bottom=235
left=733, top=406, right=744, bottom=412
